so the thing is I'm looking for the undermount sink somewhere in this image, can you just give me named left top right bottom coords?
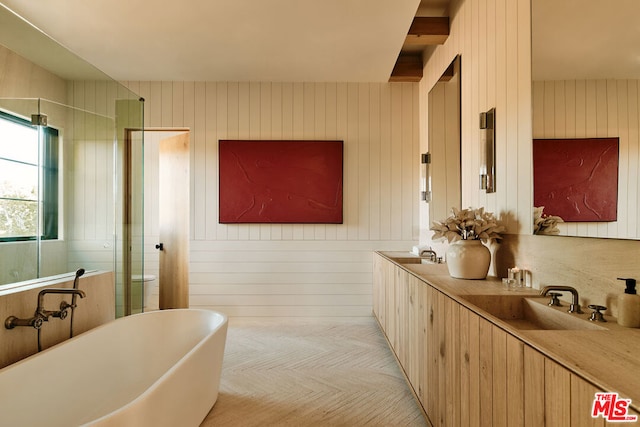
left=420, top=258, right=443, bottom=265
left=462, top=294, right=607, bottom=331
left=396, top=257, right=442, bottom=265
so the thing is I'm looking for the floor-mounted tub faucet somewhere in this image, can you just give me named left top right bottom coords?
left=539, top=285, right=583, bottom=314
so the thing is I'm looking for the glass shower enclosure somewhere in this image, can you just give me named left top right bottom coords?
left=0, top=4, right=146, bottom=316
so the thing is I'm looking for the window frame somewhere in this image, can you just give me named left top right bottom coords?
left=0, top=111, right=59, bottom=242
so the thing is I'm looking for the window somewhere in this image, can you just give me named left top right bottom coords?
left=0, top=111, right=59, bottom=241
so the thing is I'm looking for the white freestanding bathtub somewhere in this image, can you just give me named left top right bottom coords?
left=0, top=309, right=228, bottom=427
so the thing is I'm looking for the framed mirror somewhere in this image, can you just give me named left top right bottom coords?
left=428, top=55, right=461, bottom=224
left=531, top=0, right=640, bottom=239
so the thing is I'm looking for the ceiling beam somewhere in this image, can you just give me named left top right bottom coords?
left=389, top=16, right=450, bottom=82
left=389, top=54, right=423, bottom=82
left=404, top=17, right=449, bottom=46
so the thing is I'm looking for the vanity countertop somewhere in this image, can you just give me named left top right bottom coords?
left=377, top=251, right=640, bottom=411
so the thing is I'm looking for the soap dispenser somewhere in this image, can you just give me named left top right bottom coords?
left=617, top=277, right=640, bottom=328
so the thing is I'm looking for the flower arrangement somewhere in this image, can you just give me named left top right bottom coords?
left=430, top=207, right=505, bottom=243
left=533, top=206, right=563, bottom=235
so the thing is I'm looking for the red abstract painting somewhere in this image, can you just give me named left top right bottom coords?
left=533, top=138, right=618, bottom=222
left=219, top=140, right=343, bottom=224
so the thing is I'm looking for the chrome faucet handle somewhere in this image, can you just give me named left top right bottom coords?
left=547, top=292, right=563, bottom=307
left=588, top=305, right=607, bottom=322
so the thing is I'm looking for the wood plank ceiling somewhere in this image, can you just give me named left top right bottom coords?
left=389, top=14, right=450, bottom=82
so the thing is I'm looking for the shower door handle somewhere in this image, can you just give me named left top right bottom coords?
left=155, top=243, right=164, bottom=251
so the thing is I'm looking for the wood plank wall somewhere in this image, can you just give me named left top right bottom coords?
left=419, top=0, right=640, bottom=316
left=65, top=81, right=120, bottom=273
left=533, top=79, right=640, bottom=239
left=124, top=81, right=420, bottom=317
left=420, top=0, right=533, bottom=239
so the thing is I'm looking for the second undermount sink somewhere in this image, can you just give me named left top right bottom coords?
left=461, top=294, right=608, bottom=331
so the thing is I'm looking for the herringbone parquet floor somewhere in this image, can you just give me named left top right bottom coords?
left=200, top=317, right=427, bottom=427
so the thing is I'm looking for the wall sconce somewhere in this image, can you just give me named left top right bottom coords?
left=421, top=152, right=431, bottom=202
left=479, top=108, right=495, bottom=193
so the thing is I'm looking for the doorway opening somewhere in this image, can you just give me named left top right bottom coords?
left=128, top=128, right=190, bottom=314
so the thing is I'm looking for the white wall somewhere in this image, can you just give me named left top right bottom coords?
left=64, top=82, right=119, bottom=273
left=124, top=81, right=420, bottom=317
left=533, top=79, right=640, bottom=239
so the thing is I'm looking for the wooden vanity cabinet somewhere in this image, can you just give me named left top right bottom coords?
left=372, top=253, right=635, bottom=427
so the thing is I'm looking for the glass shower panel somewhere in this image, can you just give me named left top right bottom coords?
left=0, top=97, right=123, bottom=283
left=115, top=98, right=145, bottom=317
left=41, top=98, right=118, bottom=277
left=0, top=95, right=144, bottom=317
left=0, top=98, right=39, bottom=285
left=0, top=4, right=144, bottom=316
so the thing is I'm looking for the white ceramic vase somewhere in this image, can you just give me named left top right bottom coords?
left=445, top=239, right=491, bottom=279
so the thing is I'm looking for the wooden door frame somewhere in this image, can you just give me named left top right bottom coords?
left=123, top=129, right=136, bottom=316
left=156, top=131, right=190, bottom=309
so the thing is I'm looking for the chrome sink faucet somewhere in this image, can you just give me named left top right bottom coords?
left=420, top=249, right=437, bottom=262
left=540, top=285, right=583, bottom=314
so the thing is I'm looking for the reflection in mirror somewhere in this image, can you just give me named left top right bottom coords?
left=532, top=0, right=640, bottom=239
left=428, top=55, right=461, bottom=224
